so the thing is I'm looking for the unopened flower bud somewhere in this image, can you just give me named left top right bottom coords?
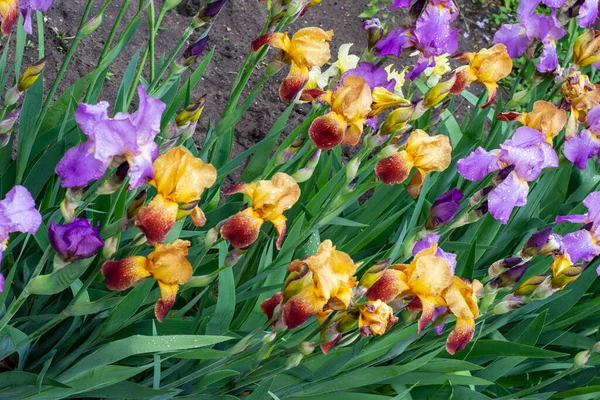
left=362, top=18, right=383, bottom=50
left=81, top=14, right=104, bottom=37
left=593, top=342, right=600, bottom=353
left=424, top=74, right=456, bottom=108
left=574, top=350, right=591, bottom=368
left=345, top=158, right=360, bottom=181
left=18, top=59, right=46, bottom=92
left=488, top=257, right=523, bottom=278
left=514, top=273, right=549, bottom=296
left=492, top=294, right=524, bottom=315
left=183, top=36, right=209, bottom=65
left=224, top=248, right=244, bottom=268
left=425, top=188, right=463, bottom=230
left=60, top=199, right=77, bottom=223
left=573, top=29, right=600, bottom=68
left=284, top=353, right=304, bottom=369
left=0, top=111, right=18, bottom=134
left=285, top=0, right=306, bottom=18
left=197, top=0, right=227, bottom=22
left=380, top=105, right=415, bottom=136
left=102, top=236, right=118, bottom=259
left=292, top=149, right=321, bottom=182
left=378, top=144, right=399, bottom=159
left=4, top=85, right=21, bottom=106
left=204, top=226, right=219, bottom=250
left=491, top=261, right=530, bottom=290
left=0, top=133, right=9, bottom=149
left=275, top=139, right=304, bottom=165
left=176, top=96, right=206, bottom=127
left=262, top=331, right=277, bottom=344
left=298, top=341, right=316, bottom=355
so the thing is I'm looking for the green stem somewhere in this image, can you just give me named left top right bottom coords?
left=148, top=0, right=156, bottom=81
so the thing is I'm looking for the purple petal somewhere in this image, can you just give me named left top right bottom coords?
left=488, top=172, right=529, bottom=224
left=578, top=0, right=599, bottom=27
left=0, top=273, right=4, bottom=292
left=126, top=142, right=158, bottom=189
left=507, top=126, right=545, bottom=146
left=341, top=62, right=396, bottom=91
left=563, top=229, right=600, bottom=262
left=413, top=4, right=459, bottom=57
left=437, top=248, right=457, bottom=274
left=583, top=191, right=600, bottom=228
left=517, top=0, right=541, bottom=19
left=91, top=118, right=139, bottom=164
left=432, top=306, right=448, bottom=335
left=0, top=185, right=42, bottom=242
left=426, top=188, right=463, bottom=229
left=456, top=147, right=501, bottom=181
left=493, top=24, right=531, bottom=58
left=542, top=0, right=566, bottom=6
left=56, top=142, right=109, bottom=188
left=586, top=104, right=600, bottom=131
left=539, top=142, right=558, bottom=169
left=375, top=28, right=413, bottom=58
left=129, top=86, right=166, bottom=145
left=536, top=39, right=558, bottom=73
left=500, top=143, right=544, bottom=181
left=413, top=234, right=441, bottom=255
left=391, top=0, right=412, bottom=8
left=407, top=56, right=434, bottom=80
left=74, top=102, right=110, bottom=140
left=564, top=130, right=600, bottom=170
left=556, top=214, right=589, bottom=224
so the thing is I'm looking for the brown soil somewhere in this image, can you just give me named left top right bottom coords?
left=22, top=0, right=502, bottom=156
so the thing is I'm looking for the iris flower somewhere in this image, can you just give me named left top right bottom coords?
left=221, top=172, right=300, bottom=249
left=0, top=0, right=18, bottom=35
left=498, top=100, right=566, bottom=144
left=20, top=0, right=54, bottom=33
left=136, top=147, right=217, bottom=245
left=0, top=185, right=42, bottom=292
left=49, top=218, right=104, bottom=262
left=375, top=129, right=452, bottom=197
left=458, top=127, right=558, bottom=223
left=556, top=191, right=600, bottom=268
left=260, top=240, right=358, bottom=329
left=102, top=239, right=193, bottom=321
left=358, top=300, right=398, bottom=337
left=56, top=86, right=166, bottom=190
left=251, top=27, right=333, bottom=101
left=306, top=43, right=360, bottom=90
left=307, top=75, right=373, bottom=150
left=562, top=71, right=600, bottom=138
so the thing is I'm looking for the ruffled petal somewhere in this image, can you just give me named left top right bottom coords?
left=0, top=185, right=41, bottom=239
left=220, top=208, right=264, bottom=249
left=563, top=229, right=600, bottom=262
left=309, top=111, right=347, bottom=150
left=56, top=141, right=110, bottom=188
left=375, top=28, right=413, bottom=58
left=488, top=172, right=529, bottom=224
left=129, top=86, right=166, bottom=144
left=578, top=0, right=599, bottom=27
left=280, top=61, right=309, bottom=101
left=126, top=142, right=158, bottom=189
left=375, top=151, right=414, bottom=186
left=564, top=130, right=600, bottom=170
left=493, top=23, right=530, bottom=58
left=0, top=0, right=18, bottom=35
left=155, top=281, right=178, bottom=322
left=135, top=194, right=179, bottom=245
left=456, top=147, right=501, bottom=181
left=102, top=256, right=150, bottom=291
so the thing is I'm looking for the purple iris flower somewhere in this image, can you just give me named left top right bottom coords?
left=56, top=86, right=166, bottom=190
left=564, top=105, right=600, bottom=169
left=493, top=5, right=565, bottom=73
left=426, top=188, right=463, bottom=230
left=412, top=234, right=457, bottom=274
left=0, top=185, right=42, bottom=290
left=375, top=28, right=413, bottom=58
left=340, top=62, right=396, bottom=92
left=556, top=191, right=600, bottom=265
left=391, top=0, right=412, bottom=8
left=49, top=218, right=104, bottom=261
left=20, top=0, right=54, bottom=34
left=457, top=127, right=558, bottom=224
left=412, top=2, right=459, bottom=58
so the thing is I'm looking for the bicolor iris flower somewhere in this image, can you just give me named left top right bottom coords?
left=457, top=126, right=558, bottom=223
left=556, top=191, right=600, bottom=269
left=561, top=71, right=600, bottom=138
left=102, top=239, right=193, bottom=321
left=0, top=185, right=42, bottom=291
left=49, top=218, right=104, bottom=261
left=0, top=0, right=18, bottom=36
left=251, top=27, right=333, bottom=101
left=56, top=86, right=166, bottom=190
left=221, top=172, right=300, bottom=249
left=136, top=147, right=217, bottom=245
left=307, top=75, right=373, bottom=150
left=260, top=240, right=358, bottom=329
left=375, top=129, right=452, bottom=197
left=498, top=100, right=566, bottom=144
left=358, top=300, right=398, bottom=337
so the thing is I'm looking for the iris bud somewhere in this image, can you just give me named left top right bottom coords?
left=18, top=59, right=46, bottom=92
left=362, top=18, right=383, bottom=50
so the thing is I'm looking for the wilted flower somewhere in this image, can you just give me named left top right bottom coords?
left=562, top=72, right=600, bottom=138
left=49, top=218, right=104, bottom=261
left=251, top=27, right=333, bottom=101
left=556, top=191, right=600, bottom=267
left=221, top=172, right=300, bottom=249
left=0, top=186, right=42, bottom=273
left=56, top=86, right=166, bottom=189
left=307, top=75, right=372, bottom=150
left=102, top=239, right=192, bottom=321
left=426, top=188, right=463, bottom=230
left=457, top=126, right=558, bottom=223
left=573, top=29, right=600, bottom=68
left=498, top=101, right=566, bottom=144
left=358, top=300, right=398, bottom=337
left=136, top=147, right=217, bottom=245
left=375, top=129, right=452, bottom=197
left=261, top=240, right=358, bottom=329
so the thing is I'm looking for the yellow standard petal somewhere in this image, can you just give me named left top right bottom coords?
left=146, top=239, right=193, bottom=286
left=289, top=27, right=334, bottom=68
left=404, top=129, right=452, bottom=173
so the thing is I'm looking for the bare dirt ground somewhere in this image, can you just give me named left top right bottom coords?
left=22, top=0, right=502, bottom=155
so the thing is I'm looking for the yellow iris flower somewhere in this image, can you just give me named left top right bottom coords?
left=221, top=172, right=300, bottom=249
left=136, top=147, right=217, bottom=245
left=102, top=239, right=193, bottom=322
